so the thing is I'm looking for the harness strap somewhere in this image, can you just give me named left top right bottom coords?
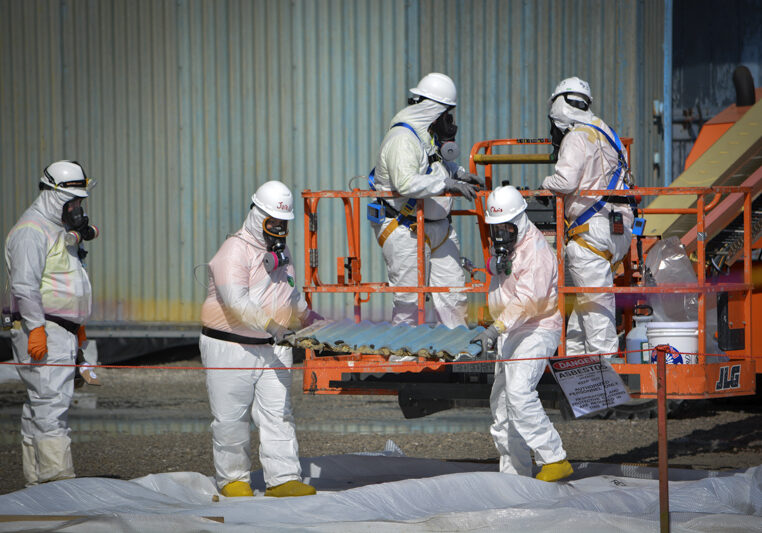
left=370, top=121, right=440, bottom=242
left=584, top=122, right=627, bottom=161
left=565, top=222, right=590, bottom=240
left=570, top=235, right=612, bottom=262
left=568, top=235, right=624, bottom=272
left=376, top=219, right=398, bottom=247
left=369, top=122, right=433, bottom=191
left=377, top=219, right=431, bottom=249
left=566, top=122, right=628, bottom=234
left=429, top=226, right=451, bottom=254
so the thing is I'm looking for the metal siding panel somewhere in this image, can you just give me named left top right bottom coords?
left=152, top=0, right=172, bottom=321
left=97, top=0, right=116, bottom=320
left=0, top=0, right=9, bottom=244
left=177, top=0, right=195, bottom=321
left=126, top=0, right=141, bottom=319
left=1, top=0, right=665, bottom=327
left=138, top=0, right=154, bottom=320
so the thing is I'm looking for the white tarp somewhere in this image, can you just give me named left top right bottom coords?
left=1, top=444, right=760, bottom=532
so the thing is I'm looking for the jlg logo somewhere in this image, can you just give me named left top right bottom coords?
left=715, top=365, right=741, bottom=391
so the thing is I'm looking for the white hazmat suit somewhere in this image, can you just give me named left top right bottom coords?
left=199, top=202, right=313, bottom=494
left=484, top=211, right=567, bottom=477
left=5, top=188, right=92, bottom=486
left=370, top=99, right=469, bottom=327
left=542, top=95, right=633, bottom=358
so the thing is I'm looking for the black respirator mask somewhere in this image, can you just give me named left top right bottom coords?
left=431, top=110, right=458, bottom=144
left=490, top=222, right=518, bottom=276
left=431, top=110, right=461, bottom=162
left=62, top=198, right=99, bottom=247
left=408, top=97, right=460, bottom=162
left=262, top=216, right=289, bottom=273
left=548, top=93, right=588, bottom=159
left=548, top=117, right=567, bottom=159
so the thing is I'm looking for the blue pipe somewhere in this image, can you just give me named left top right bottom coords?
left=663, top=0, right=673, bottom=186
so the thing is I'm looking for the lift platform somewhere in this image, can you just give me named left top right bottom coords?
left=300, top=107, right=761, bottom=413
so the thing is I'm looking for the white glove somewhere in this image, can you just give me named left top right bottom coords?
left=265, top=320, right=295, bottom=345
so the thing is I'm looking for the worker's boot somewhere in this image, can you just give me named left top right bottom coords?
left=536, top=460, right=574, bottom=482
left=220, top=481, right=254, bottom=497
left=78, top=364, right=102, bottom=386
left=264, top=480, right=317, bottom=497
left=75, top=350, right=102, bottom=387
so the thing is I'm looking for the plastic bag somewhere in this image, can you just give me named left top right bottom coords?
left=643, top=237, right=727, bottom=360
left=644, top=236, right=698, bottom=322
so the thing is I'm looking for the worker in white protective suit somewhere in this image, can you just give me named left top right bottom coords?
left=369, top=72, right=483, bottom=329
left=541, top=77, right=634, bottom=359
left=471, top=186, right=573, bottom=482
left=200, top=180, right=322, bottom=498
left=4, top=160, right=98, bottom=486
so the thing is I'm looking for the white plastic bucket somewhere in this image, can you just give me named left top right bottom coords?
left=646, top=321, right=699, bottom=364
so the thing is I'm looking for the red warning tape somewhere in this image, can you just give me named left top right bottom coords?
left=0, top=348, right=747, bottom=372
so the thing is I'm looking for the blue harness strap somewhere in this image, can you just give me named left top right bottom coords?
left=566, top=122, right=629, bottom=233
left=368, top=168, right=377, bottom=191
left=391, top=121, right=422, bottom=141
left=367, top=122, right=431, bottom=227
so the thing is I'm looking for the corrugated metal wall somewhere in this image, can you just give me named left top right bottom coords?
left=0, top=0, right=664, bottom=326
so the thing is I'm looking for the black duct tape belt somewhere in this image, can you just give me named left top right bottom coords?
left=11, top=312, right=80, bottom=335
left=201, top=326, right=274, bottom=345
left=378, top=199, right=450, bottom=224
left=602, top=195, right=634, bottom=205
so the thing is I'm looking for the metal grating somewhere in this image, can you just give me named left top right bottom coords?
left=292, top=319, right=485, bottom=361
left=706, top=194, right=762, bottom=271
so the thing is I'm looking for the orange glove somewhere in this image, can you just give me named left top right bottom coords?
left=28, top=326, right=48, bottom=360
left=77, top=325, right=87, bottom=347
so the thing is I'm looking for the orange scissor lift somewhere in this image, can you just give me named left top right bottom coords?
left=301, top=137, right=759, bottom=413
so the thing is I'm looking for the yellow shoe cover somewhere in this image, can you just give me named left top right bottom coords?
left=536, top=460, right=574, bottom=482
left=264, top=480, right=317, bottom=497
left=220, top=481, right=253, bottom=497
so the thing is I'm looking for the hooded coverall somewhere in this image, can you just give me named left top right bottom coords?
left=488, top=213, right=567, bottom=476
left=200, top=206, right=311, bottom=490
left=5, top=189, right=92, bottom=485
left=542, top=112, right=633, bottom=357
left=370, top=100, right=468, bottom=328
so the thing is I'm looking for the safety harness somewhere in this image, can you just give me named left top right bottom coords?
left=368, top=122, right=434, bottom=249
left=564, top=122, right=632, bottom=271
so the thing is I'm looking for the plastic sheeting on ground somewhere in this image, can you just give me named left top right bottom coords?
left=0, top=442, right=760, bottom=532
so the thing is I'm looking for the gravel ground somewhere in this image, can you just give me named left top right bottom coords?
left=1, top=353, right=761, bottom=495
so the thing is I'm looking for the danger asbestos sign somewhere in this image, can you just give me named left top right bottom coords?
left=549, top=356, right=630, bottom=418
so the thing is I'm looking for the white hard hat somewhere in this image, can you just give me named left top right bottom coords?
left=39, top=160, right=92, bottom=197
left=485, top=186, right=527, bottom=224
left=251, top=180, right=294, bottom=220
left=548, top=76, right=593, bottom=106
left=409, top=72, right=457, bottom=107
